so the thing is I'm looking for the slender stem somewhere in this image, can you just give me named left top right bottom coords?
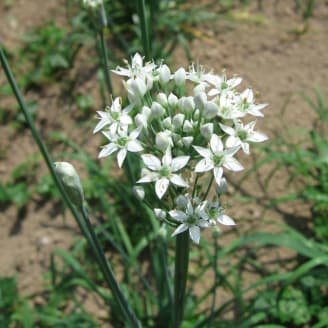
left=203, top=175, right=214, bottom=201
left=208, top=231, right=219, bottom=327
left=174, top=231, right=190, bottom=328
left=137, top=0, right=151, bottom=60
left=0, top=45, right=140, bottom=328
left=99, top=28, right=113, bottom=98
left=81, top=206, right=141, bottom=328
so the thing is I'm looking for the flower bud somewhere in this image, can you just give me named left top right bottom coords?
left=175, top=195, right=188, bottom=209
left=151, top=102, right=165, bottom=118
left=172, top=113, right=185, bottom=129
left=163, top=117, right=172, bottom=129
left=183, top=97, right=195, bottom=113
left=204, top=101, right=218, bottom=119
left=135, top=113, right=148, bottom=128
left=157, top=93, right=168, bottom=106
left=158, top=64, right=171, bottom=85
left=54, top=162, right=84, bottom=207
left=182, top=136, right=193, bottom=147
left=133, top=185, right=145, bottom=200
left=154, top=208, right=166, bottom=220
left=168, top=93, right=178, bottom=107
left=215, top=177, right=228, bottom=194
left=183, top=120, right=193, bottom=133
left=200, top=123, right=213, bottom=139
left=156, top=131, right=173, bottom=151
left=193, top=83, right=206, bottom=96
left=194, top=92, right=207, bottom=110
left=141, top=105, right=151, bottom=117
left=174, top=67, right=186, bottom=86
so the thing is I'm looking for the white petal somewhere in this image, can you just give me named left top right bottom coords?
left=171, top=156, right=190, bottom=172
left=241, top=142, right=250, bottom=154
left=208, top=88, right=219, bottom=97
left=155, top=178, right=169, bottom=199
left=142, top=154, right=161, bottom=171
left=98, top=143, right=118, bottom=158
left=117, top=149, right=127, bottom=168
left=172, top=223, right=189, bottom=237
left=162, top=148, right=172, bottom=166
left=223, top=157, right=244, bottom=171
left=210, top=135, right=223, bottom=154
left=219, top=123, right=235, bottom=136
left=137, top=171, right=157, bottom=183
left=195, top=158, right=214, bottom=172
left=213, top=167, right=223, bottom=185
left=217, top=214, right=236, bottom=226
left=129, top=128, right=141, bottom=139
left=193, top=145, right=211, bottom=158
left=198, top=219, right=210, bottom=228
left=93, top=116, right=111, bottom=133
left=169, top=210, right=187, bottom=222
left=248, top=131, right=268, bottom=143
left=189, top=225, right=201, bottom=244
left=226, top=136, right=241, bottom=148
left=170, top=174, right=189, bottom=188
left=127, top=140, right=143, bottom=152
left=228, top=77, right=242, bottom=88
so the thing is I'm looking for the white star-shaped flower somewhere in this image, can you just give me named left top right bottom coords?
left=238, top=88, right=268, bottom=117
left=98, top=128, right=143, bottom=168
left=206, top=74, right=242, bottom=97
left=112, top=53, right=156, bottom=81
left=138, top=148, right=190, bottom=199
left=169, top=198, right=210, bottom=244
left=220, top=120, right=268, bottom=154
left=93, top=98, right=132, bottom=134
left=193, top=134, right=243, bottom=185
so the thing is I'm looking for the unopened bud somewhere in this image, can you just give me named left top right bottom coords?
left=215, top=177, right=228, bottom=194
left=158, top=64, right=171, bottom=85
left=54, top=162, right=84, bottom=207
left=151, top=102, right=165, bottom=118
left=154, top=208, right=166, bottom=220
left=133, top=185, right=145, bottom=200
left=200, top=123, right=213, bottom=139
left=174, top=68, right=186, bottom=86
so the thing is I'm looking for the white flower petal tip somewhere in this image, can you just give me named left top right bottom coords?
left=217, top=214, right=236, bottom=226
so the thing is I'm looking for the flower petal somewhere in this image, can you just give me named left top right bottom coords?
left=226, top=136, right=241, bottom=148
left=210, top=134, right=223, bottom=154
left=219, top=123, right=235, bottom=136
left=217, top=214, right=236, bottom=226
left=223, top=157, right=244, bottom=171
left=248, top=131, right=268, bottom=143
left=213, top=167, right=223, bottom=185
left=117, top=148, right=127, bottom=168
left=170, top=174, right=189, bottom=188
left=189, top=225, right=201, bottom=244
left=98, top=143, right=118, bottom=158
left=127, top=140, right=143, bottom=152
left=172, top=223, right=189, bottom=237
left=169, top=210, right=187, bottom=222
left=195, top=158, right=214, bottom=172
left=171, top=156, right=190, bottom=172
left=142, top=154, right=161, bottom=171
left=193, top=146, right=211, bottom=159
left=155, top=178, right=169, bottom=199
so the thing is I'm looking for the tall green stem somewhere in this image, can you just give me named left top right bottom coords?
left=81, top=206, right=141, bottom=327
left=174, top=231, right=190, bottom=328
left=0, top=45, right=140, bottom=328
left=137, top=0, right=151, bottom=60
left=99, top=28, right=113, bottom=98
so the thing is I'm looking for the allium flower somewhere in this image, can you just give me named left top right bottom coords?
left=82, top=0, right=103, bottom=9
left=193, top=134, right=243, bottom=185
left=112, top=53, right=156, bottom=82
left=93, top=98, right=132, bottom=134
left=207, top=74, right=242, bottom=97
left=94, top=53, right=268, bottom=244
left=138, top=148, right=189, bottom=199
left=169, top=198, right=210, bottom=244
left=238, top=88, right=268, bottom=117
left=220, top=120, right=268, bottom=154
left=99, top=128, right=143, bottom=168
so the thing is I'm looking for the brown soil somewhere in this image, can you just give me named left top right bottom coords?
left=1, top=0, right=328, bottom=324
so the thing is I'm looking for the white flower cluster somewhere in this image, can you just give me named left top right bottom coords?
left=94, top=53, right=268, bottom=244
left=82, top=0, right=103, bottom=10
